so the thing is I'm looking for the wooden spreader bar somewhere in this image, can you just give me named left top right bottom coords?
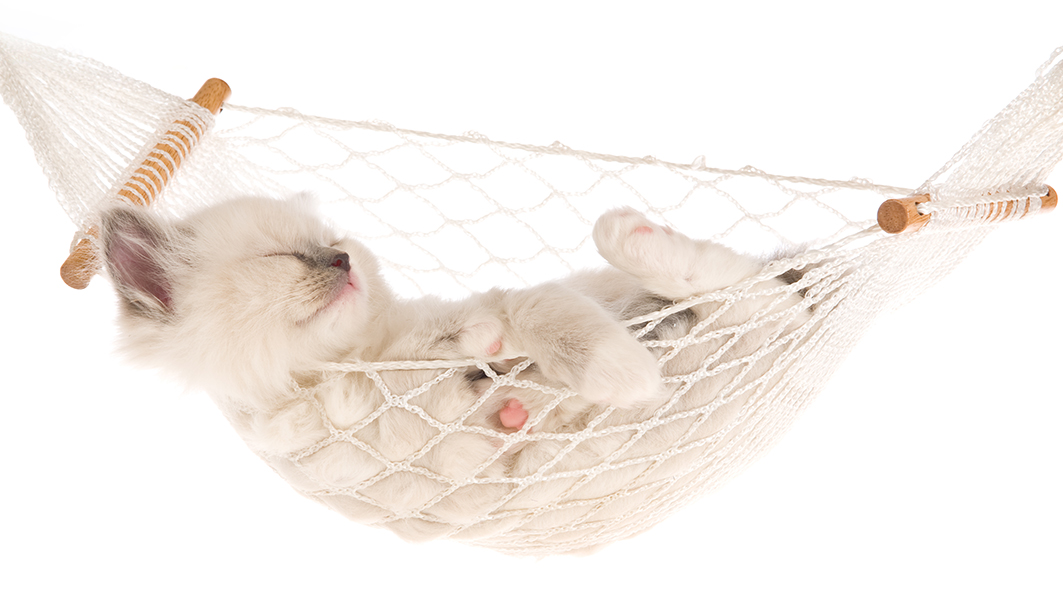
left=878, top=186, right=1057, bottom=234
left=60, top=78, right=231, bottom=289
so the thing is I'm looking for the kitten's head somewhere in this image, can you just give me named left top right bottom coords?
left=100, top=196, right=386, bottom=407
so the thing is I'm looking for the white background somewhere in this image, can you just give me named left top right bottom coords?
left=1, top=2, right=1060, bottom=589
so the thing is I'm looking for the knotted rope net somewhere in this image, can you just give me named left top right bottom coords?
left=2, top=33, right=1059, bottom=555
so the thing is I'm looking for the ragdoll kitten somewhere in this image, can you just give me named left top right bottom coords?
left=100, top=196, right=808, bottom=543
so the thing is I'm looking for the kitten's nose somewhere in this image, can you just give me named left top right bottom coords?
left=330, top=252, right=351, bottom=273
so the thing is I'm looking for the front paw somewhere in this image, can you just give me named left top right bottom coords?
left=453, top=317, right=521, bottom=360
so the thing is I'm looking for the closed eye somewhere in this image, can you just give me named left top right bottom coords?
left=262, top=252, right=311, bottom=264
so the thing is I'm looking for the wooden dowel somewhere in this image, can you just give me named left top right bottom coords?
left=877, top=186, right=1057, bottom=234
left=60, top=78, right=231, bottom=289
left=877, top=194, right=931, bottom=234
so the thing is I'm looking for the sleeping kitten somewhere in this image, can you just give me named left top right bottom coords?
left=100, top=196, right=809, bottom=544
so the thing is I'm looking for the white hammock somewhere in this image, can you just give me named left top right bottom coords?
left=2, top=32, right=1060, bottom=556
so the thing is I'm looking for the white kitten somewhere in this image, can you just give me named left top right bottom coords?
left=100, top=196, right=809, bottom=546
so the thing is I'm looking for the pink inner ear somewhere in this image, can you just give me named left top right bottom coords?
left=110, top=231, right=173, bottom=310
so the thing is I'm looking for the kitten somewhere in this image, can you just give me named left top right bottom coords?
left=100, top=196, right=809, bottom=545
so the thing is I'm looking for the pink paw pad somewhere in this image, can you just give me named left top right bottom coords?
left=634, top=226, right=654, bottom=235
left=499, top=399, right=528, bottom=430
left=485, top=339, right=502, bottom=356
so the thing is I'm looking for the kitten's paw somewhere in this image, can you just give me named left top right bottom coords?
left=593, top=207, right=694, bottom=273
left=455, top=317, right=521, bottom=359
left=594, top=207, right=725, bottom=300
left=499, top=399, right=528, bottom=430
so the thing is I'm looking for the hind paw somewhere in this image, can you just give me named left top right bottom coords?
left=593, top=207, right=694, bottom=274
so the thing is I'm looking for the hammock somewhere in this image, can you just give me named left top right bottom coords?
left=1, top=32, right=1059, bottom=556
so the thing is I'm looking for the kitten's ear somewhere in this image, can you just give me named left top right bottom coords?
left=100, top=206, right=176, bottom=317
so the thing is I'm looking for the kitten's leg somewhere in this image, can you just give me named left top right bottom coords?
left=593, top=207, right=762, bottom=300
left=501, top=284, right=662, bottom=408
left=454, top=286, right=662, bottom=409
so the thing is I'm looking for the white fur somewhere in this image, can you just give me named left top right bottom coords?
left=100, top=197, right=809, bottom=548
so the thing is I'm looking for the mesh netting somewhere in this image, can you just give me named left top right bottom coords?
left=2, top=32, right=1061, bottom=555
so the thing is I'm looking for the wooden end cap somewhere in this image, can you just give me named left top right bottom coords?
left=878, top=195, right=931, bottom=234
left=60, top=230, right=99, bottom=289
left=191, top=78, right=231, bottom=115
left=1043, top=185, right=1058, bottom=212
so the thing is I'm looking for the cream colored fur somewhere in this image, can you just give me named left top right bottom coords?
left=100, top=196, right=808, bottom=547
